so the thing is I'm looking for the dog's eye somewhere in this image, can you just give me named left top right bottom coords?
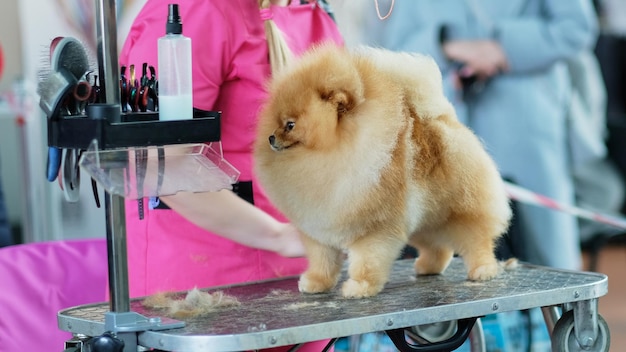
left=285, top=121, right=295, bottom=131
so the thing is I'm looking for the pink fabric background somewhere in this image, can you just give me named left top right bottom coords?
left=0, top=239, right=107, bottom=350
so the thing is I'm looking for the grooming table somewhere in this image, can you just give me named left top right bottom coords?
left=58, top=258, right=609, bottom=351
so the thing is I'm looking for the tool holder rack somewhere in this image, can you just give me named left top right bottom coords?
left=53, top=1, right=612, bottom=351
left=48, top=109, right=220, bottom=150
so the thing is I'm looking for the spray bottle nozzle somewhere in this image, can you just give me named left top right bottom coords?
left=168, top=4, right=181, bottom=23
left=166, top=3, right=183, bottom=34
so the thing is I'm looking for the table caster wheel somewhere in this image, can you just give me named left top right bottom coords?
left=89, top=332, right=125, bottom=352
left=551, top=310, right=610, bottom=352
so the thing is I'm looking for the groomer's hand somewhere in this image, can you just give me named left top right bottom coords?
left=274, top=223, right=306, bottom=258
left=443, top=40, right=509, bottom=79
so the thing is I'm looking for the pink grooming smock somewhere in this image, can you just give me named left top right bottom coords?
left=120, top=0, right=342, bottom=300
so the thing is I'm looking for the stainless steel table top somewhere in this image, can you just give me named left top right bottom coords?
left=58, top=258, right=607, bottom=351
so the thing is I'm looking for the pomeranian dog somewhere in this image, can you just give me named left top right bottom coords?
left=254, top=43, right=512, bottom=298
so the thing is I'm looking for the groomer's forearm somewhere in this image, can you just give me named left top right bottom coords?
left=159, top=190, right=282, bottom=251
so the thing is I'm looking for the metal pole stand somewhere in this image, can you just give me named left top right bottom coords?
left=49, top=1, right=235, bottom=350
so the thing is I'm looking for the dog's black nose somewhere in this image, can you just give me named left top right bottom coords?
left=269, top=135, right=276, bottom=145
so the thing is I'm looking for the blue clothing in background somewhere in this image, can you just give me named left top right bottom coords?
left=365, top=0, right=598, bottom=270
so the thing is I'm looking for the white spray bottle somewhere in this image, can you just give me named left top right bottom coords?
left=158, top=3, right=193, bottom=121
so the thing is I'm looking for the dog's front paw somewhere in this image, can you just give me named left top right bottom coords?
left=341, top=279, right=383, bottom=298
left=468, top=262, right=499, bottom=281
left=298, top=272, right=336, bottom=294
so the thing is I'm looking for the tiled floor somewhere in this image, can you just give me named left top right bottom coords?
left=581, top=244, right=626, bottom=351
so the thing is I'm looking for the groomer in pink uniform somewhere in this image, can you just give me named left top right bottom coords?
left=120, top=1, right=342, bottom=350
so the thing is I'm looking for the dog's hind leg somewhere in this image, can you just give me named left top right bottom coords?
left=443, top=217, right=501, bottom=281
left=460, top=241, right=500, bottom=281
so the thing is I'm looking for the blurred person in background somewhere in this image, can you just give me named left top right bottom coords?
left=363, top=0, right=598, bottom=270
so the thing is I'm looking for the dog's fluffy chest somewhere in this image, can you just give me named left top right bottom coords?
left=284, top=150, right=430, bottom=249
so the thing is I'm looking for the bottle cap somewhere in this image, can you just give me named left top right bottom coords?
left=166, top=3, right=183, bottom=35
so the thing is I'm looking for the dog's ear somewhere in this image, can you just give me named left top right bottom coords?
left=321, top=89, right=355, bottom=117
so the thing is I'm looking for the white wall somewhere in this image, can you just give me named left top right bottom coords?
left=0, top=103, right=22, bottom=228
left=0, top=0, right=24, bottom=236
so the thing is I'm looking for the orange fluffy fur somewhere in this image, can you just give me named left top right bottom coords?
left=254, top=44, right=512, bottom=298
